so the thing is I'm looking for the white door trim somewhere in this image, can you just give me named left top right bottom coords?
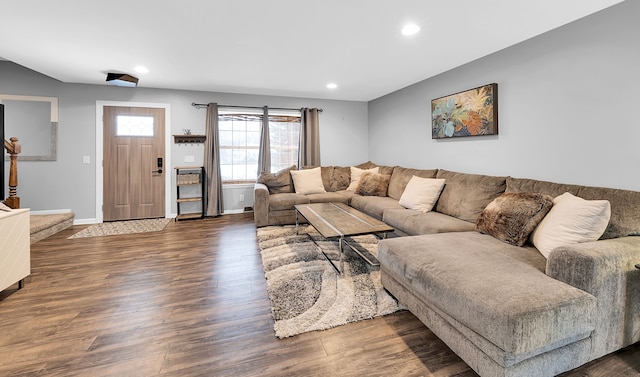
left=95, top=101, right=172, bottom=223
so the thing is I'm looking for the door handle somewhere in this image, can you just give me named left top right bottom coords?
left=153, top=169, right=163, bottom=174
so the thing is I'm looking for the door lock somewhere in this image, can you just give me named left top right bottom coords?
left=153, top=157, right=163, bottom=173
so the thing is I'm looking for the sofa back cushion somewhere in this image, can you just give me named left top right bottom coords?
left=329, top=166, right=351, bottom=192
left=388, top=166, right=438, bottom=200
left=507, top=177, right=640, bottom=239
left=435, top=170, right=507, bottom=222
left=506, top=177, right=582, bottom=197
left=577, top=186, right=640, bottom=239
left=304, top=166, right=352, bottom=192
left=356, top=161, right=395, bottom=175
left=507, top=177, right=640, bottom=240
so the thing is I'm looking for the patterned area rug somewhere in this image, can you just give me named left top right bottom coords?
left=68, top=218, right=171, bottom=239
left=257, top=225, right=403, bottom=338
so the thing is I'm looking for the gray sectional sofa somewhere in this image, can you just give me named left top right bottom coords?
left=253, top=162, right=640, bottom=377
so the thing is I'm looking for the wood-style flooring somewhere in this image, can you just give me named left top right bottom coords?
left=1, top=213, right=638, bottom=376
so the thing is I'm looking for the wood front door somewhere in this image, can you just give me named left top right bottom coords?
left=103, top=106, right=165, bottom=221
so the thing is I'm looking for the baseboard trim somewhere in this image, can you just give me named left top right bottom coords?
left=73, top=218, right=98, bottom=225
left=30, top=209, right=73, bottom=215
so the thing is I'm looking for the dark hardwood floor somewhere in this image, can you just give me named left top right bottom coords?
left=1, top=213, right=638, bottom=376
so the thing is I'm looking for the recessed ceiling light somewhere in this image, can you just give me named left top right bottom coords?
left=134, top=66, right=149, bottom=74
left=326, top=83, right=338, bottom=89
left=401, top=23, right=420, bottom=36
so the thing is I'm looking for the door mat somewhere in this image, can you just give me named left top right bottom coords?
left=68, top=218, right=171, bottom=239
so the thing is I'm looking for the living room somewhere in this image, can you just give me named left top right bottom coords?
left=1, top=1, right=639, bottom=376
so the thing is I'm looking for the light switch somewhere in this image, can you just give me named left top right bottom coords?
left=82, top=155, right=90, bottom=164
left=184, top=155, right=195, bottom=163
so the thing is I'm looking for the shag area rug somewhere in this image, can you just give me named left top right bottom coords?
left=68, top=218, right=171, bottom=239
left=257, top=225, right=403, bottom=338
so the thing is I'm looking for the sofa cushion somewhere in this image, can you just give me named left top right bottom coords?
left=398, top=176, right=445, bottom=213
left=291, top=167, right=326, bottom=195
left=435, top=170, right=507, bottom=222
left=350, top=195, right=404, bottom=220
left=347, top=166, right=379, bottom=191
left=508, top=177, right=640, bottom=240
left=383, top=209, right=475, bottom=236
left=388, top=167, right=438, bottom=200
left=328, top=166, right=351, bottom=192
left=257, top=165, right=296, bottom=194
left=476, top=192, right=554, bottom=246
left=378, top=232, right=596, bottom=357
left=577, top=185, right=640, bottom=240
left=268, top=193, right=310, bottom=211
left=306, top=192, right=350, bottom=204
left=506, top=177, right=582, bottom=197
left=532, top=192, right=611, bottom=258
left=356, top=161, right=395, bottom=175
left=355, top=172, right=391, bottom=197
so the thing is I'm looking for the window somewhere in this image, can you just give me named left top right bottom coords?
left=218, top=108, right=300, bottom=184
left=269, top=110, right=301, bottom=172
left=116, top=115, right=154, bottom=136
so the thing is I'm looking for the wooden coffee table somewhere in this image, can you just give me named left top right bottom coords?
left=294, top=202, right=394, bottom=274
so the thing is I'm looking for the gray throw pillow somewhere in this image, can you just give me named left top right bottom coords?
left=257, top=165, right=297, bottom=194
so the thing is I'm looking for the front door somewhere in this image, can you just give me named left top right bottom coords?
left=103, top=106, right=165, bottom=221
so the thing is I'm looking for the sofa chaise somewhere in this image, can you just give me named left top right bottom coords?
left=253, top=162, right=640, bottom=376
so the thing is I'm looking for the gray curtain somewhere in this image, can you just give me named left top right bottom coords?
left=298, top=108, right=321, bottom=167
left=204, top=103, right=224, bottom=216
left=257, top=106, right=271, bottom=175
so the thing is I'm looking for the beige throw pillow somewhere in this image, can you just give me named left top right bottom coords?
left=347, top=166, right=379, bottom=191
left=398, top=176, right=446, bottom=213
left=531, top=192, right=611, bottom=258
left=290, top=167, right=326, bottom=195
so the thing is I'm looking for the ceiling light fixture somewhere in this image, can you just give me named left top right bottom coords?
left=134, top=66, right=149, bottom=74
left=106, top=73, right=139, bottom=87
left=401, top=23, right=420, bottom=36
left=326, top=83, right=338, bottom=89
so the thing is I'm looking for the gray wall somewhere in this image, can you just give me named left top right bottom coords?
left=1, top=62, right=369, bottom=221
left=369, top=1, right=640, bottom=192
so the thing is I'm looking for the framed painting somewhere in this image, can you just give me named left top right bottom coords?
left=431, top=83, right=498, bottom=139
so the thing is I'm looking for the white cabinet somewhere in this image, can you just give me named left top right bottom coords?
left=0, top=208, right=30, bottom=291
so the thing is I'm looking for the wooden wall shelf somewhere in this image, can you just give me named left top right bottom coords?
left=173, top=135, right=206, bottom=144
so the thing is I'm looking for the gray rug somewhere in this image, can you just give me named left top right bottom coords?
left=68, top=218, right=171, bottom=239
left=257, top=225, right=403, bottom=338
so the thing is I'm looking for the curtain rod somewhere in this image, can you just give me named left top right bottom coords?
left=191, top=103, right=322, bottom=112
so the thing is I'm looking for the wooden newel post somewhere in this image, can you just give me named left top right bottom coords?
left=4, top=137, right=20, bottom=209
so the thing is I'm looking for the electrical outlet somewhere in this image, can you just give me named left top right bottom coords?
left=239, top=193, right=245, bottom=202
left=184, top=155, right=195, bottom=163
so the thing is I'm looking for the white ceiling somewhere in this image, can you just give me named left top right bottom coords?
left=0, top=0, right=624, bottom=101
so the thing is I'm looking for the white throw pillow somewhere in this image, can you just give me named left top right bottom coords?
left=399, top=176, right=446, bottom=212
left=290, top=167, right=326, bottom=195
left=531, top=192, right=611, bottom=258
left=347, top=166, right=379, bottom=191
